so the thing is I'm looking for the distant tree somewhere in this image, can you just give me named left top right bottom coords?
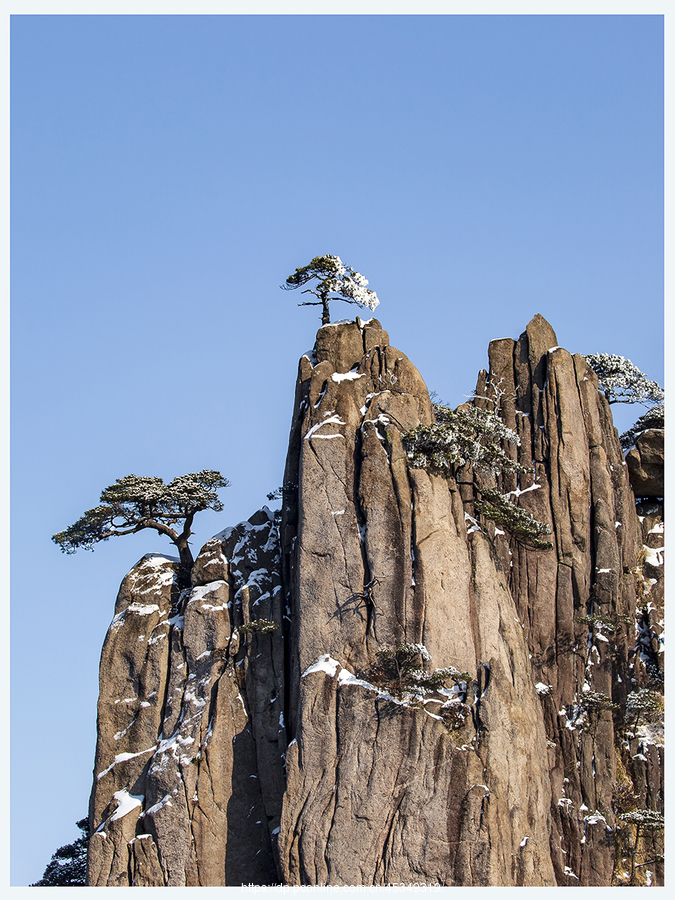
left=625, top=688, right=664, bottom=732
left=585, top=354, right=664, bottom=407
left=31, top=818, right=88, bottom=886
left=52, top=471, right=229, bottom=584
left=617, top=809, right=664, bottom=886
left=282, top=254, right=380, bottom=325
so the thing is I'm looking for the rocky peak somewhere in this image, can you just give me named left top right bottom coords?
left=86, top=315, right=664, bottom=887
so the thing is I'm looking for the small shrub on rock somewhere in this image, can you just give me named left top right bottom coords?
left=240, top=619, right=278, bottom=634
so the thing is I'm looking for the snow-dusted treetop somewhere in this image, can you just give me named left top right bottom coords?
left=585, top=353, right=664, bottom=407
left=402, top=389, right=553, bottom=550
left=282, top=254, right=380, bottom=325
left=52, top=470, right=230, bottom=584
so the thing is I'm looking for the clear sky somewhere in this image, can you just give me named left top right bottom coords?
left=10, top=12, right=663, bottom=885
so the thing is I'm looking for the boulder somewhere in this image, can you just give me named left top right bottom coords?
left=626, top=428, right=664, bottom=497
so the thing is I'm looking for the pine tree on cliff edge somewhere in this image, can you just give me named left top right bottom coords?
left=52, top=470, right=229, bottom=585
left=31, top=818, right=88, bottom=886
left=282, top=254, right=380, bottom=324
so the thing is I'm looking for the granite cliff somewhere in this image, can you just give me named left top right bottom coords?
left=86, top=316, right=664, bottom=886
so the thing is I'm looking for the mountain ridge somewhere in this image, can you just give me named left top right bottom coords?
left=85, top=315, right=664, bottom=886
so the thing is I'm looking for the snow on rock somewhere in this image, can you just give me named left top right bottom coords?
left=87, top=316, right=663, bottom=887
left=331, top=369, right=363, bottom=383
left=110, top=788, right=144, bottom=822
left=304, top=414, right=346, bottom=441
left=643, top=545, right=664, bottom=567
left=302, top=654, right=341, bottom=678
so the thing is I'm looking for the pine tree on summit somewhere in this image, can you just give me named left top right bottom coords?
left=52, top=470, right=229, bottom=585
left=282, top=254, right=380, bottom=324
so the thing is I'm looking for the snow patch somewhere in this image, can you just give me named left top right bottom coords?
left=110, top=789, right=144, bottom=822
left=97, top=747, right=155, bottom=780
left=304, top=415, right=346, bottom=441
left=465, top=513, right=481, bottom=534
left=644, top=545, right=664, bottom=567
left=584, top=811, right=607, bottom=826
left=332, top=369, right=363, bottom=383
left=505, top=482, right=541, bottom=500
left=145, top=793, right=174, bottom=817
left=302, top=654, right=341, bottom=678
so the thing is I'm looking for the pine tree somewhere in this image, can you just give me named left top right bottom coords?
left=402, top=394, right=552, bottom=549
left=52, top=470, right=229, bottom=585
left=31, top=818, right=88, bottom=887
left=282, top=255, right=380, bottom=324
left=585, top=353, right=663, bottom=407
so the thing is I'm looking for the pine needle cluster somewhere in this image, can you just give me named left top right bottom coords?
left=239, top=618, right=278, bottom=635
left=402, top=397, right=552, bottom=549
left=585, top=354, right=664, bottom=407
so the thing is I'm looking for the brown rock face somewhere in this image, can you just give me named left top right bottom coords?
left=87, top=510, right=284, bottom=886
left=626, top=429, right=665, bottom=498
left=87, top=315, right=663, bottom=886
left=477, top=316, right=662, bottom=886
left=277, top=319, right=554, bottom=885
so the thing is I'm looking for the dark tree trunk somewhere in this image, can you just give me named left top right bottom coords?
left=174, top=538, right=194, bottom=588
left=321, top=293, right=330, bottom=325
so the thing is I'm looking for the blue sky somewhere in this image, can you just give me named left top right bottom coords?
left=10, top=13, right=663, bottom=885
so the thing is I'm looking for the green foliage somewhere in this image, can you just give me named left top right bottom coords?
left=368, top=644, right=470, bottom=698
left=625, top=688, right=664, bottom=725
left=618, top=809, right=664, bottom=828
left=578, top=689, right=620, bottom=712
left=267, top=482, right=297, bottom=502
left=403, top=403, right=530, bottom=477
left=566, top=689, right=620, bottom=733
left=31, top=818, right=88, bottom=886
left=583, top=690, right=620, bottom=711
left=239, top=618, right=278, bottom=634
left=402, top=396, right=552, bottom=550
left=574, top=611, right=632, bottom=631
left=52, top=470, right=229, bottom=554
left=474, top=487, right=553, bottom=550
left=365, top=644, right=475, bottom=730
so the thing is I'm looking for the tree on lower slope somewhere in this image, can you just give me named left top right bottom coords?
left=31, top=818, right=88, bottom=886
left=52, top=470, right=229, bottom=584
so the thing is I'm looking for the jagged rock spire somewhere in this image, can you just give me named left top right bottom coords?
left=86, top=315, right=663, bottom=886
